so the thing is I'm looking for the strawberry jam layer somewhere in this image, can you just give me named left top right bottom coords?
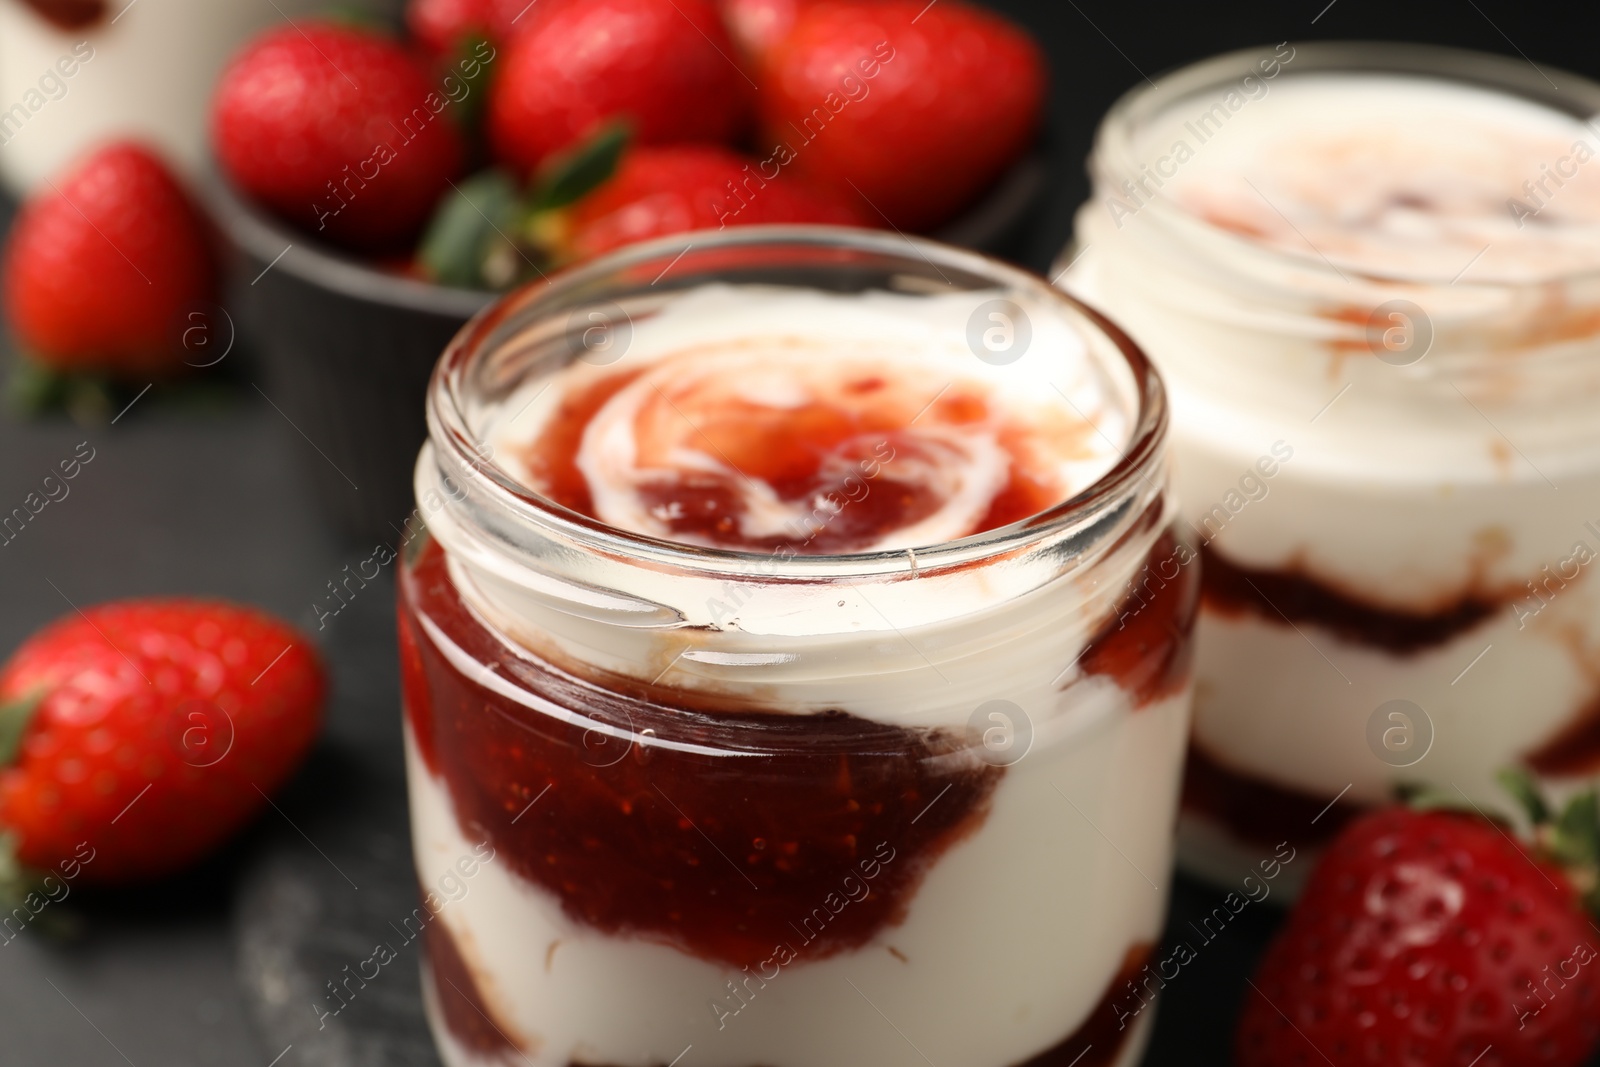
left=398, top=520, right=1194, bottom=971
left=399, top=535, right=1002, bottom=969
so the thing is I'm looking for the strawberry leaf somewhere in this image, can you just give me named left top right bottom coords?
left=1550, top=790, right=1600, bottom=870
left=0, top=693, right=42, bottom=766
left=1398, top=782, right=1478, bottom=815
left=8, top=360, right=71, bottom=414
left=317, top=5, right=398, bottom=32
left=528, top=121, right=630, bottom=213
left=1497, top=767, right=1553, bottom=827
left=0, top=832, right=86, bottom=943
left=419, top=169, right=523, bottom=289
left=0, top=832, right=24, bottom=913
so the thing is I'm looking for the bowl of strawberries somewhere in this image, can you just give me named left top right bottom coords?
left=207, top=0, right=1047, bottom=541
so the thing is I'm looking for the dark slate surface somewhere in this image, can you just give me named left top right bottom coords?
left=6, top=2, right=1600, bottom=1065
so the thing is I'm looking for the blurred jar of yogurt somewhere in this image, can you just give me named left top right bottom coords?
left=0, top=0, right=390, bottom=194
left=1060, top=42, right=1600, bottom=888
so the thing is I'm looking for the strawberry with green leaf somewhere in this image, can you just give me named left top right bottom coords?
left=1237, top=770, right=1600, bottom=1067
left=420, top=126, right=864, bottom=288
left=0, top=600, right=325, bottom=911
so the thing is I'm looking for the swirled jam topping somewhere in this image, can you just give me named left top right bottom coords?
left=1149, top=75, right=1600, bottom=282
left=492, top=286, right=1131, bottom=553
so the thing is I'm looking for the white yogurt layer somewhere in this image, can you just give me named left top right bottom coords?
left=492, top=285, right=1131, bottom=553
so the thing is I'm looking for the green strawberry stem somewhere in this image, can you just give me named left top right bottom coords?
left=417, top=122, right=632, bottom=290
left=1498, top=766, right=1554, bottom=825
left=1497, top=768, right=1600, bottom=914
left=1, top=700, right=86, bottom=942
left=317, top=5, right=400, bottom=33
left=0, top=693, right=42, bottom=766
left=7, top=360, right=119, bottom=423
left=1399, top=770, right=1600, bottom=914
left=0, top=832, right=86, bottom=943
left=527, top=120, right=631, bottom=213
left=419, top=169, right=524, bottom=289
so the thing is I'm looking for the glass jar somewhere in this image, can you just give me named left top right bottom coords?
left=1060, top=43, right=1600, bottom=886
left=398, top=227, right=1197, bottom=1067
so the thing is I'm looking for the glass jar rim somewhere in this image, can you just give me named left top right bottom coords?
left=1090, top=40, right=1600, bottom=288
left=425, top=225, right=1167, bottom=582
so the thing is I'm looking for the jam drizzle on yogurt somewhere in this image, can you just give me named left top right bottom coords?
left=512, top=346, right=1101, bottom=554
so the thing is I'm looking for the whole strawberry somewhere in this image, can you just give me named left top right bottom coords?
left=1, top=143, right=217, bottom=378
left=558, top=144, right=865, bottom=260
left=758, top=0, right=1044, bottom=231
left=487, top=0, right=752, bottom=176
left=212, top=22, right=466, bottom=253
left=1237, top=785, right=1600, bottom=1067
left=0, top=601, right=325, bottom=885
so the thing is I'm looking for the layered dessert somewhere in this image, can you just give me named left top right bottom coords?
left=0, top=0, right=336, bottom=193
left=400, top=242, right=1198, bottom=1067
left=1063, top=45, right=1600, bottom=884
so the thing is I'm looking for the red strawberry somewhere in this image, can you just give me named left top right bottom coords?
left=406, top=0, right=566, bottom=56
left=1, top=143, right=217, bottom=378
left=557, top=144, right=865, bottom=260
left=487, top=0, right=752, bottom=176
left=0, top=601, right=325, bottom=885
left=1237, top=792, right=1600, bottom=1067
left=212, top=21, right=466, bottom=253
left=758, top=0, right=1045, bottom=231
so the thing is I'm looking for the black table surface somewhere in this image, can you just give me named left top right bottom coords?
left=4, top=2, right=1600, bottom=1065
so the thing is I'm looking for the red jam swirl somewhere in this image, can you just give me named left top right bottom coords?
left=515, top=364, right=1073, bottom=554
